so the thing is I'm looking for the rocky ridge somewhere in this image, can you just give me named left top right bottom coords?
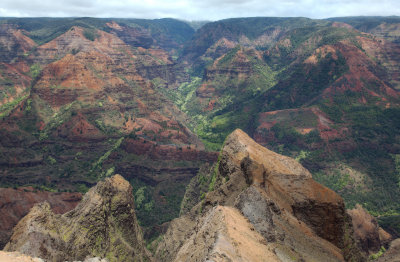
left=155, top=129, right=364, bottom=261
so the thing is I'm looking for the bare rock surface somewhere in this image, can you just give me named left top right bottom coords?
left=0, top=251, right=44, bottom=262
left=174, top=205, right=280, bottom=262
left=4, top=175, right=151, bottom=262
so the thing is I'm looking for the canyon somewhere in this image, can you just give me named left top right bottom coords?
left=0, top=16, right=399, bottom=261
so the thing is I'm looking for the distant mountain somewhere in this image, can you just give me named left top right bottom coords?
left=0, top=17, right=195, bottom=49
left=328, top=16, right=400, bottom=44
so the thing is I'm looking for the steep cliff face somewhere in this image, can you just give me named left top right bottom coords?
left=0, top=187, right=81, bottom=249
left=4, top=175, right=151, bottom=262
left=155, top=129, right=364, bottom=262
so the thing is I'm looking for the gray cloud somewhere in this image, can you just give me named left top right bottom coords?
left=0, top=0, right=398, bottom=20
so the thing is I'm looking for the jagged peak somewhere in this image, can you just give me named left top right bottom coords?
left=5, top=174, right=151, bottom=262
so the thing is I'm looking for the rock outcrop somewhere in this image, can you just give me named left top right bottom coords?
left=4, top=175, right=151, bottom=262
left=156, top=129, right=364, bottom=261
left=348, top=204, right=393, bottom=254
left=0, top=187, right=81, bottom=249
left=207, top=129, right=347, bottom=246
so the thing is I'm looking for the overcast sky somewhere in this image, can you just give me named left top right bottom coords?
left=0, top=0, right=398, bottom=21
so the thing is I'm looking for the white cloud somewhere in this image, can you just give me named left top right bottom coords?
left=0, top=0, right=398, bottom=20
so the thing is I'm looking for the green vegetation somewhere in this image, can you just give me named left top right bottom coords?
left=117, top=17, right=195, bottom=45
left=313, top=170, right=354, bottom=192
left=91, top=137, right=124, bottom=175
left=29, top=63, right=42, bottom=79
left=47, top=156, right=57, bottom=165
left=105, top=166, right=115, bottom=177
left=0, top=93, right=29, bottom=119
left=38, top=102, right=77, bottom=141
left=392, top=154, right=400, bottom=188
left=0, top=80, right=15, bottom=101
left=129, top=176, right=188, bottom=235
left=217, top=46, right=240, bottom=66
left=369, top=246, right=386, bottom=260
left=295, top=150, right=310, bottom=162
left=76, top=183, right=89, bottom=193
left=378, top=215, right=400, bottom=238
left=309, top=104, right=400, bottom=219
left=83, top=28, right=99, bottom=41
left=208, top=171, right=217, bottom=192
